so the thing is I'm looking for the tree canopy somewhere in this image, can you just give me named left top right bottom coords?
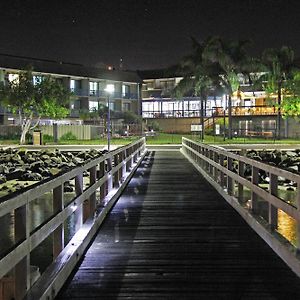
left=0, top=68, right=71, bottom=144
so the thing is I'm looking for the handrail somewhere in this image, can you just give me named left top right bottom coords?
left=0, top=137, right=146, bottom=300
left=181, top=137, right=300, bottom=277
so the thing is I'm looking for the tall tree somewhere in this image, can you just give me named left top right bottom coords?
left=174, top=37, right=223, bottom=141
left=276, top=70, right=300, bottom=119
left=262, top=46, right=295, bottom=138
left=202, top=37, right=254, bottom=138
left=0, top=69, right=71, bottom=144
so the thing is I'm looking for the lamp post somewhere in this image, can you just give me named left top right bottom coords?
left=105, top=84, right=115, bottom=152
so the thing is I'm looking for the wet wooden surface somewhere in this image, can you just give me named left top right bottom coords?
left=57, top=151, right=300, bottom=299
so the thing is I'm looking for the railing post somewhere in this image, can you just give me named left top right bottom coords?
left=113, top=153, right=119, bottom=188
left=297, top=180, right=300, bottom=253
left=227, top=156, right=234, bottom=195
left=53, top=185, right=64, bottom=259
left=75, top=174, right=83, bottom=229
left=251, top=166, right=259, bottom=214
left=99, top=161, right=105, bottom=200
left=213, top=151, right=218, bottom=180
left=269, top=173, right=278, bottom=230
left=14, top=202, right=30, bottom=300
left=220, top=154, right=225, bottom=187
left=209, top=150, right=213, bottom=175
left=238, top=159, right=245, bottom=203
left=125, top=148, right=130, bottom=172
left=121, top=150, right=126, bottom=180
left=107, top=156, right=113, bottom=193
left=89, top=166, right=97, bottom=218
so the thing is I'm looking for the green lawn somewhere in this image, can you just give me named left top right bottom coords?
left=1, top=133, right=300, bottom=147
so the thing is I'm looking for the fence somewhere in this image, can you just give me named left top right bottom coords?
left=41, top=125, right=103, bottom=140
left=181, top=137, right=300, bottom=278
left=0, top=138, right=146, bottom=300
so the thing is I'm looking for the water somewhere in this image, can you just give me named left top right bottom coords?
left=241, top=186, right=297, bottom=246
left=0, top=177, right=93, bottom=276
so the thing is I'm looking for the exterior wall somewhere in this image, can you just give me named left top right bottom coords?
left=145, top=117, right=202, bottom=133
left=285, top=118, right=300, bottom=138
left=0, top=65, right=142, bottom=125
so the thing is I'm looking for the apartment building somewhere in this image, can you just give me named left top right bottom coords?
left=0, top=54, right=142, bottom=125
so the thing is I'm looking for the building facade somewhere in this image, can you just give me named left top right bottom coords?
left=0, top=54, right=142, bottom=125
left=138, top=69, right=287, bottom=137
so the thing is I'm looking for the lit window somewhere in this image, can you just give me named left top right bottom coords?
left=89, top=101, right=99, bottom=111
left=122, top=84, right=130, bottom=98
left=70, top=79, right=75, bottom=91
left=8, top=74, right=19, bottom=83
left=33, top=76, right=42, bottom=85
left=89, top=82, right=98, bottom=95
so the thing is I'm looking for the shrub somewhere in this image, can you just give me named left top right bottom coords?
left=147, top=120, right=161, bottom=132
left=43, top=134, right=54, bottom=143
left=59, top=132, right=77, bottom=141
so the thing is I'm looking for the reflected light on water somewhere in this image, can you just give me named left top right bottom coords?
left=277, top=209, right=297, bottom=246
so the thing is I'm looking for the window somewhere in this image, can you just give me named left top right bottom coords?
left=123, top=103, right=131, bottom=111
left=89, top=82, right=98, bottom=95
left=33, top=76, right=42, bottom=85
left=70, top=79, right=75, bottom=91
left=122, top=84, right=130, bottom=98
left=8, top=74, right=19, bottom=83
left=89, top=101, right=99, bottom=111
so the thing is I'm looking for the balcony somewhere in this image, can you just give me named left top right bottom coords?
left=71, top=88, right=138, bottom=99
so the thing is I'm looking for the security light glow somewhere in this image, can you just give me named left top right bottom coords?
left=105, top=84, right=115, bottom=94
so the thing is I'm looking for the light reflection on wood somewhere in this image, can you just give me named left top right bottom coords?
left=277, top=209, right=296, bottom=246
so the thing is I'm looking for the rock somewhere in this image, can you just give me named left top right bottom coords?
left=287, top=165, right=298, bottom=172
left=286, top=187, right=295, bottom=191
left=0, top=175, right=6, bottom=183
left=0, top=165, right=9, bottom=174
left=63, top=185, right=73, bottom=193
left=72, top=157, right=83, bottom=165
left=30, top=161, right=45, bottom=171
left=7, top=168, right=26, bottom=180
left=49, top=168, right=60, bottom=176
left=51, top=157, right=62, bottom=164
left=41, top=154, right=50, bottom=161
left=21, top=172, right=43, bottom=181
left=286, top=151, right=298, bottom=157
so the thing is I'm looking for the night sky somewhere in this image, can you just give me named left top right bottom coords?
left=1, top=0, right=300, bottom=70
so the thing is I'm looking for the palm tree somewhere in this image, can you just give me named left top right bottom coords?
left=173, top=37, right=223, bottom=141
left=262, top=46, right=295, bottom=138
left=202, top=37, right=254, bottom=138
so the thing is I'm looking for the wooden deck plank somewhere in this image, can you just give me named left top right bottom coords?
left=57, top=151, right=300, bottom=299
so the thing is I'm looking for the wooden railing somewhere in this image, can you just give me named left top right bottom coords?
left=181, top=137, right=300, bottom=278
left=0, top=138, right=146, bottom=300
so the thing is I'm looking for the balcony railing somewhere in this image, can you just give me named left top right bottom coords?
left=70, top=88, right=138, bottom=99
left=142, top=106, right=278, bottom=119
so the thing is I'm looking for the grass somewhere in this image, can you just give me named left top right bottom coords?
left=1, top=133, right=300, bottom=146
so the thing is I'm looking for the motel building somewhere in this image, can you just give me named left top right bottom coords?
left=0, top=54, right=299, bottom=139
left=139, top=69, right=300, bottom=138
left=0, top=54, right=142, bottom=127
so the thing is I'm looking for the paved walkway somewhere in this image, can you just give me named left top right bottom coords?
left=57, top=151, right=300, bottom=299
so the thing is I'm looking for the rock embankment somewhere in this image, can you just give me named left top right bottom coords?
left=0, top=148, right=107, bottom=196
left=243, top=149, right=300, bottom=190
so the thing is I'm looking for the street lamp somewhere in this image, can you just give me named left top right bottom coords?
left=105, top=84, right=115, bottom=152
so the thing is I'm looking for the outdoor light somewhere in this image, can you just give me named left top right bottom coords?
left=104, top=84, right=115, bottom=152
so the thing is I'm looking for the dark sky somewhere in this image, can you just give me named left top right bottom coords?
left=0, top=0, right=300, bottom=70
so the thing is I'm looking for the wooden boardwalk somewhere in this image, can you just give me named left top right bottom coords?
left=57, top=151, right=300, bottom=299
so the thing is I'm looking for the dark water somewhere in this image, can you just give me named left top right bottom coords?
left=0, top=176, right=95, bottom=276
